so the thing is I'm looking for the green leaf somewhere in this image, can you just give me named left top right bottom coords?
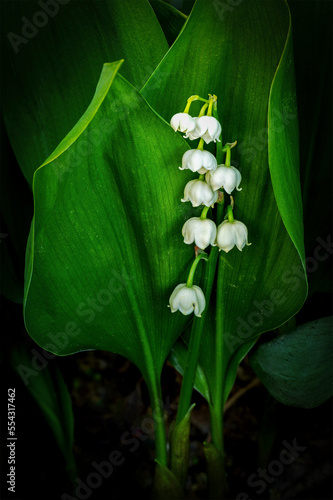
left=142, top=0, right=307, bottom=417
left=249, top=316, right=333, bottom=408
left=1, top=0, right=168, bottom=185
left=10, top=345, right=75, bottom=474
left=23, top=62, right=196, bottom=387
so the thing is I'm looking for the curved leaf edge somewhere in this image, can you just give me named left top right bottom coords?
left=23, top=60, right=124, bottom=329
left=268, top=0, right=307, bottom=280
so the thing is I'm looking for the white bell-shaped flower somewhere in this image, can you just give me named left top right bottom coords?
left=169, top=283, right=206, bottom=317
left=170, top=113, right=196, bottom=134
left=180, top=149, right=217, bottom=174
left=186, top=116, right=221, bottom=143
left=182, top=217, right=217, bottom=250
left=182, top=179, right=218, bottom=207
left=216, top=220, right=250, bottom=253
left=206, top=165, right=242, bottom=194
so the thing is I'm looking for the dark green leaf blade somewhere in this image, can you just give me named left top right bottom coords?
left=1, top=0, right=168, bottom=185
left=249, top=317, right=333, bottom=408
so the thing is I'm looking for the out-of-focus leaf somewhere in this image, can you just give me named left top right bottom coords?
left=249, top=317, right=333, bottom=408
left=1, top=0, right=168, bottom=185
left=10, top=345, right=75, bottom=473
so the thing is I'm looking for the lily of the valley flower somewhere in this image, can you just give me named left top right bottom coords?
left=170, top=113, right=196, bottom=135
left=169, top=283, right=206, bottom=317
left=206, top=165, right=242, bottom=194
left=182, top=217, right=217, bottom=250
left=186, top=116, right=221, bottom=144
left=216, top=220, right=250, bottom=253
left=180, top=149, right=217, bottom=174
left=182, top=179, right=218, bottom=207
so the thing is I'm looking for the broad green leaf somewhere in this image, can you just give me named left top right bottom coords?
left=10, top=345, right=75, bottom=474
left=142, top=0, right=307, bottom=409
left=249, top=317, right=333, bottom=408
left=23, top=62, right=197, bottom=386
left=1, top=0, right=168, bottom=185
left=149, top=0, right=187, bottom=46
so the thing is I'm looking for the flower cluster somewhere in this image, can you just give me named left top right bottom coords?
left=168, top=94, right=251, bottom=317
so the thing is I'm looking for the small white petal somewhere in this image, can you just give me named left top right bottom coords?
left=206, top=165, right=242, bottom=194
left=181, top=149, right=217, bottom=173
left=182, top=217, right=217, bottom=249
left=191, top=116, right=222, bottom=144
left=182, top=179, right=218, bottom=207
left=170, top=113, right=196, bottom=133
left=169, top=283, right=205, bottom=317
left=216, top=220, right=250, bottom=253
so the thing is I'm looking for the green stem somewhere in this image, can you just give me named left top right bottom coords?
left=227, top=204, right=234, bottom=223
left=207, top=95, right=216, bottom=116
left=146, top=373, right=168, bottom=466
left=197, top=138, right=205, bottom=151
left=211, top=246, right=226, bottom=459
left=176, top=201, right=225, bottom=426
left=176, top=248, right=219, bottom=425
left=198, top=102, right=209, bottom=117
left=225, top=146, right=231, bottom=167
left=200, top=206, right=210, bottom=220
left=186, top=252, right=208, bottom=288
left=209, top=403, right=224, bottom=458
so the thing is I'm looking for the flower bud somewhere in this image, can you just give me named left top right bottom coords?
left=216, top=220, right=250, bottom=252
left=182, top=179, right=218, bottom=207
left=170, top=113, right=196, bottom=134
left=169, top=283, right=205, bottom=317
left=206, top=165, right=242, bottom=194
left=181, top=149, right=217, bottom=174
left=185, top=116, right=221, bottom=143
left=182, top=217, right=217, bottom=250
